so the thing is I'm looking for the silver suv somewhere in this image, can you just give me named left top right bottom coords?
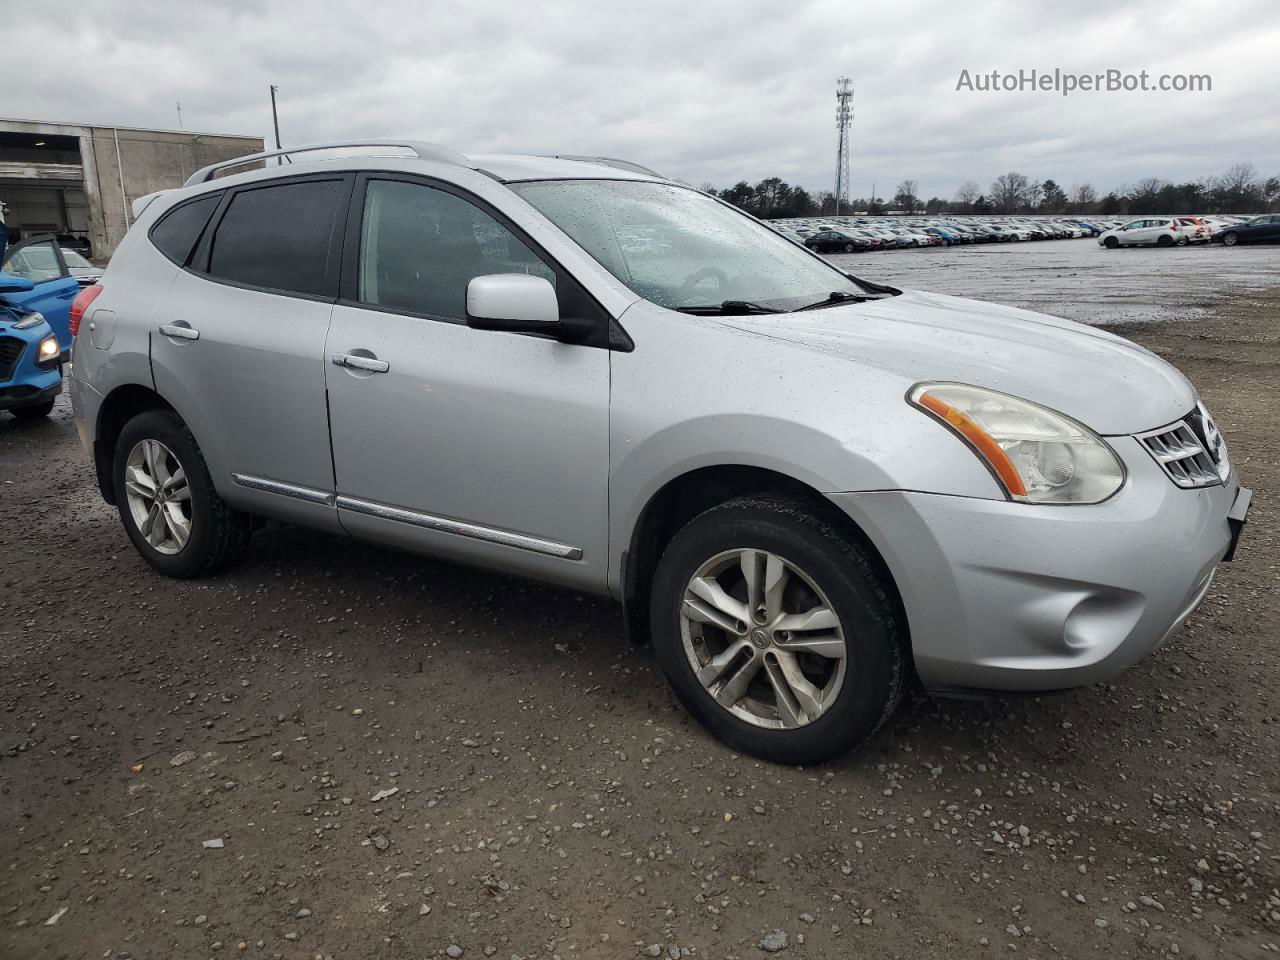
left=70, top=141, right=1250, bottom=763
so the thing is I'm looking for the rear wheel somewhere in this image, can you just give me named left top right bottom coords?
left=650, top=496, right=904, bottom=764
left=10, top=399, right=55, bottom=419
left=1103, top=236, right=1119, bottom=249
left=1157, top=234, right=1174, bottom=247
left=112, top=409, right=250, bottom=578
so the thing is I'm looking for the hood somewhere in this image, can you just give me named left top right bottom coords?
left=721, top=289, right=1195, bottom=435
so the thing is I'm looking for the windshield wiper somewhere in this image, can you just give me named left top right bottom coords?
left=675, top=300, right=784, bottom=316
left=791, top=290, right=870, bottom=312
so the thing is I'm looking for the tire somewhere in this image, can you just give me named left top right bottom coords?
left=649, top=495, right=905, bottom=764
left=1176, top=237, right=1189, bottom=246
left=843, top=243, right=856, bottom=253
left=112, top=409, right=251, bottom=578
left=1157, top=235, right=1174, bottom=247
left=1103, top=236, right=1119, bottom=249
left=10, top=399, right=55, bottom=419
left=1222, top=232, right=1238, bottom=246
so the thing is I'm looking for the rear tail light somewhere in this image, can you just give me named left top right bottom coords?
left=68, top=284, right=102, bottom=337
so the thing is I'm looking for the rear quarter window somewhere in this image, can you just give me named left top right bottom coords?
left=206, top=179, right=345, bottom=298
left=150, top=194, right=222, bottom=266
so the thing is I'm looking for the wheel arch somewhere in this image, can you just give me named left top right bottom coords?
left=93, top=383, right=176, bottom=504
left=619, top=463, right=906, bottom=648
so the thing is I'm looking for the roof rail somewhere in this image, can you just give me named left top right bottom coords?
left=184, top=139, right=472, bottom=187
left=549, top=155, right=666, bottom=179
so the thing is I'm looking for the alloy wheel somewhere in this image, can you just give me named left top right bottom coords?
left=124, top=438, right=192, bottom=555
left=679, top=548, right=847, bottom=729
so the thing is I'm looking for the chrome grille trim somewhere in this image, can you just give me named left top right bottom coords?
left=1137, top=419, right=1222, bottom=488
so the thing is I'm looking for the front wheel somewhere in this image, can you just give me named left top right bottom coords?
left=1103, top=236, right=1119, bottom=249
left=1222, top=232, right=1239, bottom=246
left=843, top=243, right=856, bottom=253
left=650, top=496, right=905, bottom=764
left=112, top=409, right=251, bottom=578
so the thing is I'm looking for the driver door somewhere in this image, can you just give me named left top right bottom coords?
left=324, top=175, right=611, bottom=592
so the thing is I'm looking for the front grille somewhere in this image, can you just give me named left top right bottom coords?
left=1139, top=413, right=1226, bottom=488
left=0, top=336, right=24, bottom=382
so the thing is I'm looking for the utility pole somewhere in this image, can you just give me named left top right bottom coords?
left=269, top=85, right=283, bottom=164
left=176, top=102, right=183, bottom=129
left=834, top=77, right=853, bottom=216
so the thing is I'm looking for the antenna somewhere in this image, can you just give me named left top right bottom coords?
left=269, top=85, right=284, bottom=165
left=176, top=102, right=184, bottom=129
left=834, top=77, right=853, bottom=216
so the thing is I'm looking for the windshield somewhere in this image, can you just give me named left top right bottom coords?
left=511, top=179, right=879, bottom=312
left=62, top=249, right=96, bottom=270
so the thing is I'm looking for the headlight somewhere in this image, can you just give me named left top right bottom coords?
left=909, top=382, right=1125, bottom=504
left=37, top=335, right=60, bottom=362
left=13, top=311, right=46, bottom=330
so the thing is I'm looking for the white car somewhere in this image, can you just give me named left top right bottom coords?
left=1098, top=218, right=1185, bottom=249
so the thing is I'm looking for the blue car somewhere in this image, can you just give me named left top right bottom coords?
left=1, top=234, right=83, bottom=358
left=0, top=277, right=64, bottom=419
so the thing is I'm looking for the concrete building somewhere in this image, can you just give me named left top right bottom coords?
left=0, top=119, right=262, bottom=261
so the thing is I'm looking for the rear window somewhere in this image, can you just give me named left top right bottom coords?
left=150, top=194, right=221, bottom=266
left=206, top=179, right=345, bottom=297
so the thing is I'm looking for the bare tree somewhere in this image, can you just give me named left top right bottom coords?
left=990, top=172, right=1032, bottom=213
left=1069, top=183, right=1097, bottom=211
left=1217, top=162, right=1258, bottom=195
left=954, top=181, right=980, bottom=210
left=894, top=179, right=920, bottom=213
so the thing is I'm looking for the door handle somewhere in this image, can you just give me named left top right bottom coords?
left=331, top=353, right=389, bottom=373
left=158, top=323, right=199, bottom=341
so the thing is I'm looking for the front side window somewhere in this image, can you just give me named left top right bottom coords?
left=511, top=179, right=872, bottom=312
left=207, top=179, right=344, bottom=297
left=358, top=179, right=554, bottom=319
left=3, top=240, right=64, bottom=283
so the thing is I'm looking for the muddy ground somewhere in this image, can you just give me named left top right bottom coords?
left=1, top=239, right=1277, bottom=960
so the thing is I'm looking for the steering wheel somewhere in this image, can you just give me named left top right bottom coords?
left=675, top=266, right=728, bottom=305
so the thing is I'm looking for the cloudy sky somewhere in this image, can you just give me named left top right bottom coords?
left=7, top=0, right=1278, bottom=199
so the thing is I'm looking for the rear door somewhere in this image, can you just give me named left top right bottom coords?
left=150, top=175, right=351, bottom=531
left=1, top=235, right=81, bottom=353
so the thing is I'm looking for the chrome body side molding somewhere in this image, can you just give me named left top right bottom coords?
left=335, top=495, right=583, bottom=560
left=231, top=473, right=582, bottom=561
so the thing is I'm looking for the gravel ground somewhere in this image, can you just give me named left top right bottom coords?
left=1, top=240, right=1277, bottom=959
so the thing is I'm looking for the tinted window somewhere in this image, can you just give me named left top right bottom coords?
left=3, top=240, right=64, bottom=283
left=358, top=179, right=554, bottom=319
left=151, top=194, right=221, bottom=265
left=207, top=180, right=344, bottom=297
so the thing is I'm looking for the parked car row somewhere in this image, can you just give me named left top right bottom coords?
left=1097, top=214, right=1277, bottom=248
left=771, top=213, right=1274, bottom=253
left=776, top=215, right=1109, bottom=252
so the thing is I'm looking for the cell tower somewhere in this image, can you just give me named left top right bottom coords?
left=834, top=77, right=853, bottom=215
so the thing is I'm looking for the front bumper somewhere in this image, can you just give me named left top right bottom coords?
left=829, top=436, right=1247, bottom=692
left=0, top=370, right=61, bottom=410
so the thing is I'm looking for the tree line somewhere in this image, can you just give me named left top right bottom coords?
left=704, top=162, right=1280, bottom=218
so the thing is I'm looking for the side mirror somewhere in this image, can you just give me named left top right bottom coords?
left=466, top=274, right=592, bottom=342
left=0, top=272, right=34, bottom=294
left=466, top=273, right=559, bottom=334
